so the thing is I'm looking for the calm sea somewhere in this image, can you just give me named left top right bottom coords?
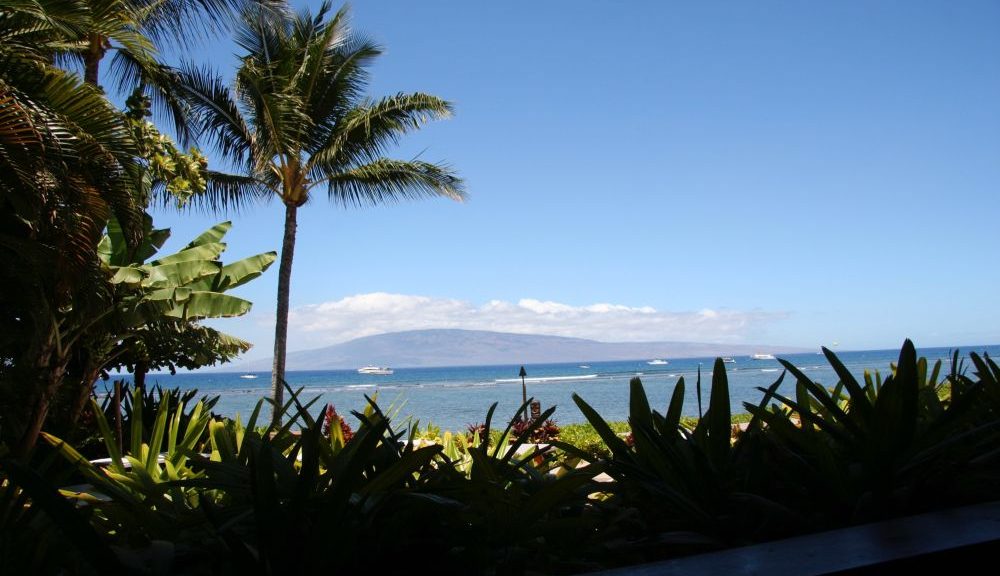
left=121, top=345, right=1000, bottom=432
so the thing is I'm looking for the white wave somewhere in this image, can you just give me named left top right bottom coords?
left=495, top=374, right=598, bottom=383
left=440, top=381, right=497, bottom=388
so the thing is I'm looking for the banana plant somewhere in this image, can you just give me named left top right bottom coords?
left=98, top=216, right=276, bottom=322
left=88, top=215, right=269, bottom=383
left=59, top=216, right=276, bottom=430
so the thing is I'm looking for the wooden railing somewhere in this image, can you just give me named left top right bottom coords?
left=590, top=500, right=1000, bottom=575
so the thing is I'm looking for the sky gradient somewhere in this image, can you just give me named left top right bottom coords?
left=150, top=1, right=1000, bottom=360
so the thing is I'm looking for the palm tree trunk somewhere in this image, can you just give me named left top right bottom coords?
left=134, top=360, right=148, bottom=391
left=15, top=329, right=68, bottom=458
left=271, top=202, right=298, bottom=425
left=84, top=34, right=107, bottom=86
left=68, top=364, right=101, bottom=428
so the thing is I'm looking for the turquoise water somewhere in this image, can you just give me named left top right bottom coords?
left=120, top=345, right=1000, bottom=432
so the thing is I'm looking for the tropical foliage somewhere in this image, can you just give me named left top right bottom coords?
left=0, top=0, right=271, bottom=456
left=3, top=343, right=1000, bottom=574
left=3, top=0, right=997, bottom=574
left=1, top=0, right=144, bottom=457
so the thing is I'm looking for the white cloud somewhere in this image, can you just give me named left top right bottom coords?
left=285, top=292, right=786, bottom=348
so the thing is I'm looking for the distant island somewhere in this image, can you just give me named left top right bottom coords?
left=236, top=329, right=810, bottom=371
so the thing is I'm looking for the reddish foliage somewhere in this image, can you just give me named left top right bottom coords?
left=511, top=418, right=560, bottom=444
left=467, top=417, right=561, bottom=446
left=323, top=403, right=354, bottom=443
left=466, top=422, right=490, bottom=447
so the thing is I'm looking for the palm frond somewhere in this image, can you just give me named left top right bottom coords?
left=236, top=67, right=309, bottom=163
left=324, top=158, right=465, bottom=208
left=130, top=0, right=243, bottom=50
left=108, top=52, right=195, bottom=145
left=79, top=0, right=153, bottom=57
left=0, top=57, right=142, bottom=230
left=308, top=92, right=453, bottom=169
left=292, top=7, right=380, bottom=130
left=178, top=170, right=273, bottom=214
left=234, top=0, right=289, bottom=69
left=176, top=62, right=255, bottom=169
left=0, top=2, right=81, bottom=64
left=300, top=34, right=382, bottom=146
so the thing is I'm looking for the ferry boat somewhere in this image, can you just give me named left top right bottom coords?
left=751, top=353, right=776, bottom=360
left=357, top=365, right=394, bottom=375
left=646, top=359, right=669, bottom=365
left=239, top=373, right=258, bottom=379
left=722, top=357, right=736, bottom=363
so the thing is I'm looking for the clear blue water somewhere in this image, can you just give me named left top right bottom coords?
left=117, top=345, right=1000, bottom=432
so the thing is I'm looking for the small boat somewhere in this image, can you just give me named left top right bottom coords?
left=751, top=353, right=776, bottom=360
left=357, top=365, right=394, bottom=375
left=647, top=359, right=669, bottom=365
left=722, top=357, right=736, bottom=363
left=579, top=365, right=591, bottom=369
left=239, top=373, right=258, bottom=379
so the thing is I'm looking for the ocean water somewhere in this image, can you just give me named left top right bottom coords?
left=119, top=345, right=1000, bottom=432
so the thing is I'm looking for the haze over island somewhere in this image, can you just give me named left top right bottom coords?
left=236, top=328, right=811, bottom=371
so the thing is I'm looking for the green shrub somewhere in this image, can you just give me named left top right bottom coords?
left=559, top=421, right=630, bottom=458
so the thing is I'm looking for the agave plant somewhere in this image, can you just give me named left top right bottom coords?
left=424, top=401, right=607, bottom=573
left=745, top=340, right=1000, bottom=527
left=178, top=386, right=448, bottom=573
left=568, top=362, right=796, bottom=560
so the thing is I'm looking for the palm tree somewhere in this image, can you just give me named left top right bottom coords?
left=179, top=1, right=465, bottom=422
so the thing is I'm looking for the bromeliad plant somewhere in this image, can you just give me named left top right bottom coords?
left=96, top=382, right=220, bottom=453
left=41, top=385, right=217, bottom=548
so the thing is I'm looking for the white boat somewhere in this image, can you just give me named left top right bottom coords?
left=357, top=365, right=394, bottom=375
left=751, top=353, right=776, bottom=360
left=646, top=359, right=669, bottom=365
left=722, top=357, right=736, bottom=363
left=239, top=373, right=258, bottom=379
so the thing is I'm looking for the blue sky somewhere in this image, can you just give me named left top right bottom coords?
left=150, top=1, right=1000, bottom=360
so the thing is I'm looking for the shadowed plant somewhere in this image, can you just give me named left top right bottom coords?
left=568, top=363, right=795, bottom=561
left=745, top=340, right=1000, bottom=527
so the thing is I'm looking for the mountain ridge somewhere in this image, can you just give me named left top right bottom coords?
left=238, top=329, right=810, bottom=371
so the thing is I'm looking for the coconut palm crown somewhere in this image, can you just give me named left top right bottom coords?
left=178, top=1, right=465, bottom=421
